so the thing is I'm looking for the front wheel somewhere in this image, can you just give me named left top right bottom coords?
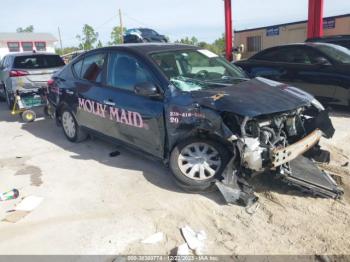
left=170, top=138, right=230, bottom=191
left=61, top=109, right=87, bottom=143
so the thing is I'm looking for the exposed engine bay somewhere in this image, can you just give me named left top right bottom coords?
left=216, top=103, right=343, bottom=206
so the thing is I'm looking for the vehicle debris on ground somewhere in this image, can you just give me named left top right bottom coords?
left=0, top=189, right=19, bottom=202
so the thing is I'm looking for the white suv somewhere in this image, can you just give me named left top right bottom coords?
left=0, top=52, right=65, bottom=109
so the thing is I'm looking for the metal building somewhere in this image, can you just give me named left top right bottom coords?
left=233, top=14, right=350, bottom=59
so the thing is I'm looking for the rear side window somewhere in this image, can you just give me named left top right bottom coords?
left=72, top=59, right=83, bottom=78
left=253, top=48, right=284, bottom=61
left=14, top=55, right=65, bottom=69
left=80, top=53, right=106, bottom=82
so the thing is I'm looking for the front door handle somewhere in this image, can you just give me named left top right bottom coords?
left=103, top=100, right=116, bottom=106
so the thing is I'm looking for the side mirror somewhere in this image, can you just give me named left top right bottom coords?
left=315, top=57, right=331, bottom=66
left=134, top=82, right=160, bottom=97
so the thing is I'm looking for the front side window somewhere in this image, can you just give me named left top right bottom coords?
left=80, top=53, right=106, bottom=82
left=22, top=42, right=33, bottom=51
left=8, top=42, right=20, bottom=52
left=151, top=49, right=246, bottom=92
left=314, top=44, right=350, bottom=64
left=107, top=52, right=155, bottom=91
left=282, top=47, right=314, bottom=64
left=35, top=42, right=46, bottom=51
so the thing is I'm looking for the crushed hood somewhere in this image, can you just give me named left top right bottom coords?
left=191, top=77, right=314, bottom=117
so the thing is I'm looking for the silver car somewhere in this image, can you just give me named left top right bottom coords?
left=0, top=52, right=65, bottom=109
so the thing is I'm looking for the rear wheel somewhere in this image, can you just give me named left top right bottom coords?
left=21, top=110, right=36, bottom=123
left=170, top=138, right=230, bottom=191
left=61, top=109, right=88, bottom=143
left=4, top=88, right=14, bottom=110
left=0, top=84, right=6, bottom=102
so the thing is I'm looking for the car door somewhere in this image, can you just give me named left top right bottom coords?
left=243, top=46, right=337, bottom=102
left=103, top=50, right=165, bottom=158
left=0, top=57, right=6, bottom=98
left=273, top=46, right=337, bottom=102
left=73, top=51, right=110, bottom=134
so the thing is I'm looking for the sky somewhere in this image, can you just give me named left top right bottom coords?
left=0, top=0, right=349, bottom=47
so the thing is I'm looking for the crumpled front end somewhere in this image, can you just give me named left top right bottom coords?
left=217, top=103, right=343, bottom=206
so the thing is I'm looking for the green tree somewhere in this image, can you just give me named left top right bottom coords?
left=76, top=24, right=99, bottom=50
left=175, top=36, right=199, bottom=46
left=55, top=47, right=80, bottom=56
left=110, top=26, right=127, bottom=45
left=211, top=34, right=225, bottom=55
left=16, top=25, right=34, bottom=33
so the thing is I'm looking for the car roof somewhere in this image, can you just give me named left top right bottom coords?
left=86, top=43, right=199, bottom=55
left=258, top=42, right=338, bottom=50
left=307, top=35, right=350, bottom=41
left=6, top=52, right=58, bottom=57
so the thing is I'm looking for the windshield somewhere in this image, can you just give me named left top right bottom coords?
left=151, top=49, right=246, bottom=92
left=314, top=44, right=350, bottom=64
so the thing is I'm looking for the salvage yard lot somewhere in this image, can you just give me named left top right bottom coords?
left=0, top=102, right=349, bottom=255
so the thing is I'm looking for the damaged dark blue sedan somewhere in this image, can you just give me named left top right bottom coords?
left=47, top=44, right=343, bottom=206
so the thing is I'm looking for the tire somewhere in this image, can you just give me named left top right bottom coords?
left=170, top=138, right=230, bottom=191
left=0, top=84, right=6, bottom=102
left=61, top=108, right=88, bottom=143
left=4, top=87, right=14, bottom=110
left=21, top=110, right=36, bottom=123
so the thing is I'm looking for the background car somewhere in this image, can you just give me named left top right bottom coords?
left=123, top=28, right=168, bottom=43
left=235, top=43, right=350, bottom=108
left=306, top=35, right=350, bottom=49
left=0, top=52, right=65, bottom=109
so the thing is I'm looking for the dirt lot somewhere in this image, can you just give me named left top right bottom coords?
left=0, top=102, right=349, bottom=256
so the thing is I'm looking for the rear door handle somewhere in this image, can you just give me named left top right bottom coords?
left=66, top=90, right=74, bottom=95
left=103, top=100, right=116, bottom=106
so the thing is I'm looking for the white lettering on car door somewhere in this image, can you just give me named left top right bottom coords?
left=78, top=98, right=145, bottom=129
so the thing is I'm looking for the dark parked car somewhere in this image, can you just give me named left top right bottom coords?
left=235, top=43, right=350, bottom=108
left=306, top=35, right=350, bottom=49
left=47, top=44, right=341, bottom=205
left=123, top=28, right=168, bottom=43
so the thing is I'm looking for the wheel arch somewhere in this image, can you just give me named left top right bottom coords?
left=166, top=128, right=234, bottom=163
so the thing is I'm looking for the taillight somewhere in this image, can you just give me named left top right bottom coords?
left=47, top=79, right=54, bottom=86
left=9, top=70, right=29, bottom=77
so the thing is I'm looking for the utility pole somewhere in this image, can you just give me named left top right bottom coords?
left=119, top=9, right=124, bottom=44
left=58, top=27, right=63, bottom=51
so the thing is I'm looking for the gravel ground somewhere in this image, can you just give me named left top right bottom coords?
left=0, top=102, right=349, bottom=257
